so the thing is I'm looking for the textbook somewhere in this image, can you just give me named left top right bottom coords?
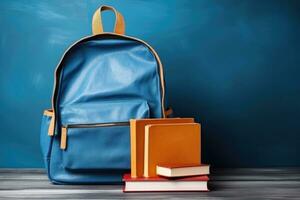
left=123, top=173, right=209, bottom=192
left=130, top=118, right=194, bottom=177
left=144, top=123, right=201, bottom=177
left=157, top=164, right=210, bottom=178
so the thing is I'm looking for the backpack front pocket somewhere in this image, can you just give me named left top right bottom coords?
left=60, top=100, right=150, bottom=172
left=61, top=122, right=131, bottom=171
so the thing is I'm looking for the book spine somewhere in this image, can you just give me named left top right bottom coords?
left=199, top=124, right=202, bottom=164
left=143, top=126, right=150, bottom=177
left=130, top=120, right=137, bottom=178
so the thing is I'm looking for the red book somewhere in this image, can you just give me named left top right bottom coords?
left=123, top=174, right=209, bottom=192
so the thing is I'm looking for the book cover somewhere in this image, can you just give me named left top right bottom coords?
left=144, top=123, right=201, bottom=177
left=123, top=173, right=209, bottom=192
left=130, top=118, right=194, bottom=178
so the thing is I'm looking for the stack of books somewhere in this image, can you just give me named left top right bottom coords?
left=123, top=118, right=210, bottom=192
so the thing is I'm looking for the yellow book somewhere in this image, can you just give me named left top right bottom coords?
left=130, top=118, right=194, bottom=178
left=144, top=123, right=201, bottom=177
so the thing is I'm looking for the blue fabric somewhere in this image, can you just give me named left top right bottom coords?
left=40, top=35, right=164, bottom=184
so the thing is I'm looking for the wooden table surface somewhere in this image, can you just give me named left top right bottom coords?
left=0, top=168, right=299, bottom=199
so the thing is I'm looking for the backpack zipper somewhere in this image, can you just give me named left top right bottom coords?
left=65, top=121, right=129, bottom=128
left=60, top=121, right=130, bottom=150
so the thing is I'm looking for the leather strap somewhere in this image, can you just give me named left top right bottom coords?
left=43, top=109, right=53, bottom=117
left=43, top=109, right=55, bottom=136
left=164, top=107, right=173, bottom=117
left=92, top=5, right=125, bottom=35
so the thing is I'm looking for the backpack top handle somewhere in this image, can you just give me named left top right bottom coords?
left=92, top=5, right=125, bottom=35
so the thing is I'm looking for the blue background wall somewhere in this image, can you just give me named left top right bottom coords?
left=0, top=0, right=299, bottom=167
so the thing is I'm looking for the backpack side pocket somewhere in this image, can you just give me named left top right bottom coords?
left=40, top=109, right=53, bottom=169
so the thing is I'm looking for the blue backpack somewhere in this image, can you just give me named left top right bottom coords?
left=40, top=5, right=171, bottom=184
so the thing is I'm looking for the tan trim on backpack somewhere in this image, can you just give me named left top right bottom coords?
left=43, top=109, right=55, bottom=136
left=48, top=115, right=55, bottom=136
left=60, top=127, right=67, bottom=150
left=43, top=109, right=53, bottom=117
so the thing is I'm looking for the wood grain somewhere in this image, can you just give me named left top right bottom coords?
left=0, top=168, right=299, bottom=199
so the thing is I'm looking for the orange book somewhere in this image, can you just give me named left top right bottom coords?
left=130, top=118, right=194, bottom=178
left=144, top=123, right=201, bottom=177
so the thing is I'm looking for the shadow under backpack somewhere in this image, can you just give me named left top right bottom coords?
left=40, top=5, right=172, bottom=184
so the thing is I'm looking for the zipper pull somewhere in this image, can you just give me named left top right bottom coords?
left=48, top=115, right=55, bottom=136
left=60, top=127, right=67, bottom=150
